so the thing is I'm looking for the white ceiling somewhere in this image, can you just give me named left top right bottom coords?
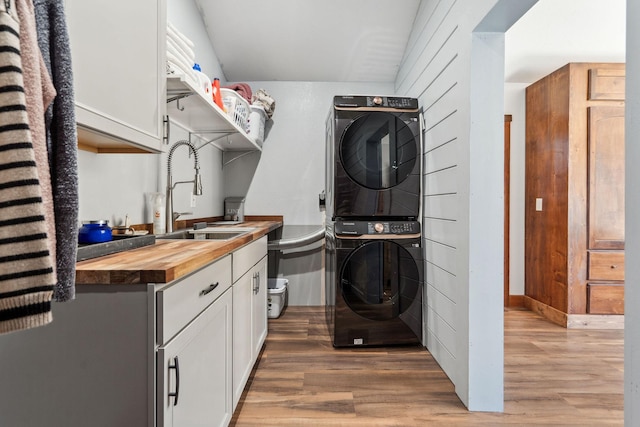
left=505, top=0, right=625, bottom=84
left=194, top=0, right=420, bottom=82
left=195, top=0, right=625, bottom=85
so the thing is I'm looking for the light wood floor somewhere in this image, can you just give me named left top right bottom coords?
left=231, top=307, right=623, bottom=426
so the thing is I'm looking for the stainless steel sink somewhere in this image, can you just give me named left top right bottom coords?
left=158, top=227, right=255, bottom=241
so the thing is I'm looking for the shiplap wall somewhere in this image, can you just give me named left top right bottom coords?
left=396, top=0, right=536, bottom=411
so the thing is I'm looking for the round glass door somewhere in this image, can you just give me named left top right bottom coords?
left=340, top=112, right=417, bottom=190
left=340, top=241, right=420, bottom=321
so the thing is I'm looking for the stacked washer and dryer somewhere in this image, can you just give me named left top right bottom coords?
left=325, top=95, right=423, bottom=347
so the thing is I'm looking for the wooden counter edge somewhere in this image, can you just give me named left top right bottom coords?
left=75, top=220, right=283, bottom=285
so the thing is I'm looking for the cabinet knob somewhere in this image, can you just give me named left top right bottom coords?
left=611, top=265, right=617, bottom=269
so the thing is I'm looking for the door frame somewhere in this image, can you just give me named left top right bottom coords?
left=504, top=114, right=511, bottom=307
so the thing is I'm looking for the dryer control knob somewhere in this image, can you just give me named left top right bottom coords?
left=374, top=223, right=385, bottom=233
left=373, top=96, right=383, bottom=105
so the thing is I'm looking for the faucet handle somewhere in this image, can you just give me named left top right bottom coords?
left=173, top=211, right=193, bottom=221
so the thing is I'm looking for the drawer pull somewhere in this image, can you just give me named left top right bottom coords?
left=253, top=272, right=260, bottom=294
left=200, top=282, right=219, bottom=296
left=168, top=356, right=180, bottom=406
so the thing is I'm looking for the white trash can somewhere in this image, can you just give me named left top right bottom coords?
left=267, top=278, right=288, bottom=319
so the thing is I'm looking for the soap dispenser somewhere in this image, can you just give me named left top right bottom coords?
left=149, top=192, right=166, bottom=234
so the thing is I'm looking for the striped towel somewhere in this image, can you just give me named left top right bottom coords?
left=0, top=6, right=55, bottom=334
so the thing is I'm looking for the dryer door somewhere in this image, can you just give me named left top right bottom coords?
left=333, top=110, right=421, bottom=219
left=340, top=240, right=420, bottom=321
left=340, top=112, right=418, bottom=190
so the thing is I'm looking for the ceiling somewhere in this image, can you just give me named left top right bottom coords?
left=505, top=0, right=625, bottom=84
left=194, top=0, right=625, bottom=85
left=194, top=0, right=420, bottom=82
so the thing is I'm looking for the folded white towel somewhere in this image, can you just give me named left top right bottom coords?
left=166, top=51, right=197, bottom=80
left=167, top=25, right=195, bottom=62
left=167, top=59, right=200, bottom=90
left=167, top=42, right=194, bottom=74
left=167, top=37, right=194, bottom=68
left=167, top=21, right=195, bottom=49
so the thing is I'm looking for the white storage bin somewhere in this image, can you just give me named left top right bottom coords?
left=267, top=278, right=288, bottom=319
left=221, top=88, right=249, bottom=131
left=247, top=105, right=267, bottom=146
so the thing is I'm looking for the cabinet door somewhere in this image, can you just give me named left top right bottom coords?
left=65, top=0, right=165, bottom=152
left=232, top=268, right=253, bottom=410
left=252, top=257, right=268, bottom=357
left=588, top=106, right=625, bottom=249
left=158, top=289, right=232, bottom=427
left=232, top=255, right=268, bottom=410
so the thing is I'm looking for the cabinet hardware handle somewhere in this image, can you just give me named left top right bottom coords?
left=168, top=356, right=180, bottom=406
left=200, top=282, right=219, bottom=296
left=611, top=265, right=617, bottom=269
left=163, top=115, right=170, bottom=145
left=253, top=272, right=260, bottom=294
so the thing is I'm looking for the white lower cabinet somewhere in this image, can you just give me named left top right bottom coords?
left=0, top=237, right=270, bottom=427
left=158, top=288, right=233, bottom=427
left=232, top=236, right=268, bottom=410
left=156, top=255, right=233, bottom=427
left=252, top=260, right=268, bottom=358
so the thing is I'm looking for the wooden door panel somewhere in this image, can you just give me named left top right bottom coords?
left=588, top=68, right=626, bottom=101
left=588, top=106, right=625, bottom=250
left=587, top=283, right=624, bottom=314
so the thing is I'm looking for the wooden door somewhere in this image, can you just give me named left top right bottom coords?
left=588, top=106, right=625, bottom=249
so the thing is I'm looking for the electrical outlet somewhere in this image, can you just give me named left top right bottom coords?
left=190, top=192, right=197, bottom=208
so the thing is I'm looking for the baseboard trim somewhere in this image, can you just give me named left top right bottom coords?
left=523, top=296, right=567, bottom=327
left=508, top=295, right=525, bottom=308
left=566, top=314, right=624, bottom=329
left=523, top=296, right=624, bottom=329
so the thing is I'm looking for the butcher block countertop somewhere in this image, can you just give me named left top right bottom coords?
left=75, top=220, right=282, bottom=285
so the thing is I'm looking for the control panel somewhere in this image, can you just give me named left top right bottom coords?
left=335, top=220, right=420, bottom=236
left=333, top=95, right=418, bottom=110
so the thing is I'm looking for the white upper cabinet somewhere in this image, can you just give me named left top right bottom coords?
left=65, top=0, right=262, bottom=154
left=66, top=0, right=166, bottom=153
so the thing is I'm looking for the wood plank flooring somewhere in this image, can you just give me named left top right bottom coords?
left=231, top=307, right=623, bottom=426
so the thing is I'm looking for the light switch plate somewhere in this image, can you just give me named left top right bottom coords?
left=190, top=193, right=197, bottom=208
left=535, top=198, right=543, bottom=211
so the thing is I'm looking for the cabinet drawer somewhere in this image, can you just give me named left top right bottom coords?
left=157, top=255, right=232, bottom=344
left=232, top=236, right=267, bottom=283
left=588, top=283, right=624, bottom=314
left=588, top=252, right=624, bottom=281
left=588, top=68, right=625, bottom=100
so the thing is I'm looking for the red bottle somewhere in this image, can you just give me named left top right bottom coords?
left=212, top=78, right=224, bottom=110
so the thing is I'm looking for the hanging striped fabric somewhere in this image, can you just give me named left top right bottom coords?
left=0, top=4, right=55, bottom=334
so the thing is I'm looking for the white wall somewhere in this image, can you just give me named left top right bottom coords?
left=397, top=0, right=536, bottom=411
left=625, top=1, right=640, bottom=423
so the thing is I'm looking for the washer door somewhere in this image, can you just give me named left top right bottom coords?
left=340, top=112, right=418, bottom=190
left=340, top=241, right=420, bottom=321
